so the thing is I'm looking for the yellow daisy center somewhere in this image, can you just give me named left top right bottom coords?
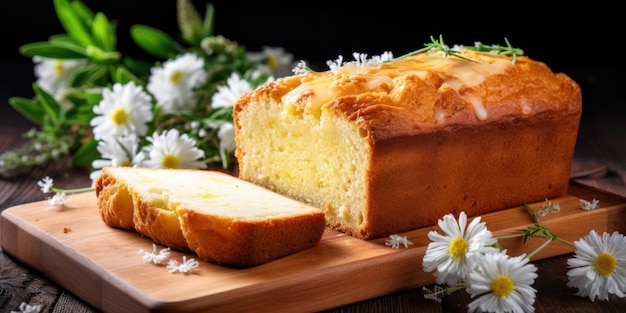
left=161, top=154, right=179, bottom=169
left=119, top=160, right=132, bottom=167
left=449, top=237, right=469, bottom=257
left=170, top=70, right=183, bottom=84
left=54, top=60, right=64, bottom=75
left=267, top=56, right=279, bottom=71
left=594, top=253, right=616, bottom=275
left=491, top=275, right=514, bottom=297
left=110, top=108, right=129, bottom=126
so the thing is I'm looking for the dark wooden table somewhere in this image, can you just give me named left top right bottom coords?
left=1, top=63, right=625, bottom=312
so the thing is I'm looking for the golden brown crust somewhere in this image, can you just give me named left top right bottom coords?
left=94, top=169, right=135, bottom=230
left=234, top=49, right=583, bottom=240
left=95, top=167, right=189, bottom=250
left=133, top=195, right=189, bottom=251
left=178, top=208, right=326, bottom=267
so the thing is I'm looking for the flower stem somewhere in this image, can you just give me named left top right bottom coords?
left=526, top=237, right=554, bottom=259
left=50, top=186, right=94, bottom=194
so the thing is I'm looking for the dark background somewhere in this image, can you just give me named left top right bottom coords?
left=0, top=1, right=624, bottom=114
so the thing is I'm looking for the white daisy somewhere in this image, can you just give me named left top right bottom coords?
left=33, top=56, right=87, bottom=102
left=217, top=122, right=236, bottom=154
left=247, top=46, right=294, bottom=77
left=211, top=72, right=252, bottom=109
left=89, top=134, right=145, bottom=182
left=147, top=52, right=207, bottom=114
left=566, top=230, right=626, bottom=301
left=142, top=129, right=206, bottom=169
left=423, top=211, right=499, bottom=286
left=466, top=252, right=538, bottom=313
left=90, top=82, right=153, bottom=140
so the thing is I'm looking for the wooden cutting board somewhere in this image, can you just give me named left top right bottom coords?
left=1, top=182, right=625, bottom=313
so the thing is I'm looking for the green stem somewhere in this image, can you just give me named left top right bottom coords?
left=495, top=233, right=527, bottom=240
left=555, top=237, right=574, bottom=246
left=527, top=237, right=554, bottom=259
left=446, top=284, right=467, bottom=295
left=50, top=186, right=94, bottom=194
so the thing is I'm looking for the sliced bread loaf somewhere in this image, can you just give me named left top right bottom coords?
left=94, top=166, right=326, bottom=267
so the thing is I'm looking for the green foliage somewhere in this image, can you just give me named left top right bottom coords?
left=130, top=25, right=183, bottom=59
left=1, top=0, right=279, bottom=178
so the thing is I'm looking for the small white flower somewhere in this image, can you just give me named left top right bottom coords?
left=385, top=234, right=414, bottom=249
left=167, top=256, right=199, bottom=274
left=326, top=55, right=344, bottom=71
left=374, top=51, right=394, bottom=62
left=466, top=252, right=538, bottom=313
left=217, top=122, right=236, bottom=154
left=291, top=60, right=309, bottom=75
left=11, top=302, right=43, bottom=313
left=352, top=52, right=369, bottom=66
left=138, top=243, right=171, bottom=265
left=538, top=198, right=560, bottom=216
left=422, top=285, right=446, bottom=304
left=211, top=72, right=252, bottom=109
left=148, top=52, right=207, bottom=114
left=142, top=129, right=207, bottom=169
left=566, top=230, right=626, bottom=301
left=327, top=51, right=392, bottom=71
left=47, top=192, right=67, bottom=206
left=423, top=211, right=499, bottom=286
left=580, top=198, right=600, bottom=211
left=90, top=82, right=153, bottom=140
left=33, top=56, right=86, bottom=101
left=37, top=176, right=54, bottom=193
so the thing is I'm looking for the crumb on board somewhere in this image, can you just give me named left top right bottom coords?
left=63, top=227, right=72, bottom=233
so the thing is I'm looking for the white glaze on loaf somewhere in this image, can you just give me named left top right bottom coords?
left=234, top=48, right=582, bottom=239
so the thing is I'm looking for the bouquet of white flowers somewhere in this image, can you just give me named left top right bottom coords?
left=0, top=0, right=296, bottom=182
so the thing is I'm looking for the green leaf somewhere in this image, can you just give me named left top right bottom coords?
left=130, top=25, right=182, bottom=58
left=114, top=66, right=143, bottom=85
left=86, top=45, right=121, bottom=63
left=8, top=97, right=45, bottom=125
left=54, top=0, right=95, bottom=48
left=83, top=90, right=103, bottom=106
left=177, top=0, right=204, bottom=46
left=20, top=41, right=88, bottom=59
left=202, top=3, right=215, bottom=38
left=70, top=63, right=109, bottom=87
left=69, top=0, right=95, bottom=24
left=64, top=111, right=94, bottom=127
left=33, top=83, right=62, bottom=127
left=49, top=34, right=76, bottom=44
left=122, top=56, right=153, bottom=79
left=92, top=12, right=116, bottom=51
left=72, top=138, right=99, bottom=167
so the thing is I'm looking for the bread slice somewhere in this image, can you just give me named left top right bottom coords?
left=94, top=166, right=326, bottom=267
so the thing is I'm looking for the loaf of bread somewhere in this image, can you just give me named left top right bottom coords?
left=94, top=166, right=326, bottom=267
left=233, top=46, right=582, bottom=240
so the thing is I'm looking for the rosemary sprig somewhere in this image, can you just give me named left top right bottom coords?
left=393, top=34, right=524, bottom=64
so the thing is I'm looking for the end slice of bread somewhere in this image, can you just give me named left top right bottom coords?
left=94, top=166, right=326, bottom=267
